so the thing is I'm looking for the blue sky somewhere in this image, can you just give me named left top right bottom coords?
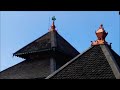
left=0, top=11, right=120, bottom=71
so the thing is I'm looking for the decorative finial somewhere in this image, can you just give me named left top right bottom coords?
left=99, top=24, right=104, bottom=29
left=91, top=24, right=109, bottom=46
left=52, top=16, right=56, bottom=21
left=100, top=24, right=103, bottom=27
left=49, top=16, right=56, bottom=31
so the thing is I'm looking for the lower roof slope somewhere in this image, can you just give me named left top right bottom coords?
left=0, top=59, right=50, bottom=79
left=46, top=45, right=120, bottom=79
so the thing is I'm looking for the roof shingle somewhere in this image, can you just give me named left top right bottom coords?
left=46, top=45, right=120, bottom=79
left=13, top=31, right=79, bottom=58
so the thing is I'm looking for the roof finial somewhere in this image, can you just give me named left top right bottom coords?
left=49, top=16, right=56, bottom=31
left=91, top=24, right=109, bottom=46
left=99, top=24, right=104, bottom=29
left=52, top=16, right=56, bottom=22
left=100, top=24, right=103, bottom=28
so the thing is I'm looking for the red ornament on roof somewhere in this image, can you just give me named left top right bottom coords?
left=91, top=24, right=108, bottom=46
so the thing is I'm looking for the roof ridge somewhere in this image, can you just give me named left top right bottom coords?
left=45, top=46, right=94, bottom=79
left=100, top=45, right=120, bottom=79
left=50, top=30, right=57, bottom=48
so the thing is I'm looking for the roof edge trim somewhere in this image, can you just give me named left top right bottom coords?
left=100, top=45, right=120, bottom=79
left=14, top=48, right=51, bottom=56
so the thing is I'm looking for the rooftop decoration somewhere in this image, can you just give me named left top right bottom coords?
left=50, top=16, right=56, bottom=31
left=91, top=24, right=108, bottom=46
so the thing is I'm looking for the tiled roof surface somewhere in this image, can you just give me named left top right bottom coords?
left=13, top=31, right=79, bottom=58
left=0, top=59, right=50, bottom=79
left=47, top=45, right=119, bottom=79
left=14, top=32, right=51, bottom=56
left=0, top=31, right=79, bottom=79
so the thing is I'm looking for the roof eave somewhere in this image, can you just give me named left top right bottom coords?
left=13, top=48, right=52, bottom=57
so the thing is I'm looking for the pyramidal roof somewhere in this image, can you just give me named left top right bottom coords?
left=0, top=16, right=79, bottom=79
left=46, top=25, right=120, bottom=79
left=13, top=16, right=79, bottom=58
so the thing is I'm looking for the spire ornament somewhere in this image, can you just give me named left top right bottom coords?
left=91, top=24, right=109, bottom=46
left=49, top=16, right=56, bottom=31
left=52, top=16, right=56, bottom=21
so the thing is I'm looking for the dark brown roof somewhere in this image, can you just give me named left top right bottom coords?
left=46, top=45, right=120, bottom=79
left=13, top=32, right=51, bottom=56
left=13, top=30, right=79, bottom=58
left=0, top=59, right=50, bottom=79
left=0, top=31, right=79, bottom=79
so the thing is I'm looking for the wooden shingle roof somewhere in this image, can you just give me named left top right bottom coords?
left=46, top=45, right=120, bottom=79
left=13, top=30, right=79, bottom=58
